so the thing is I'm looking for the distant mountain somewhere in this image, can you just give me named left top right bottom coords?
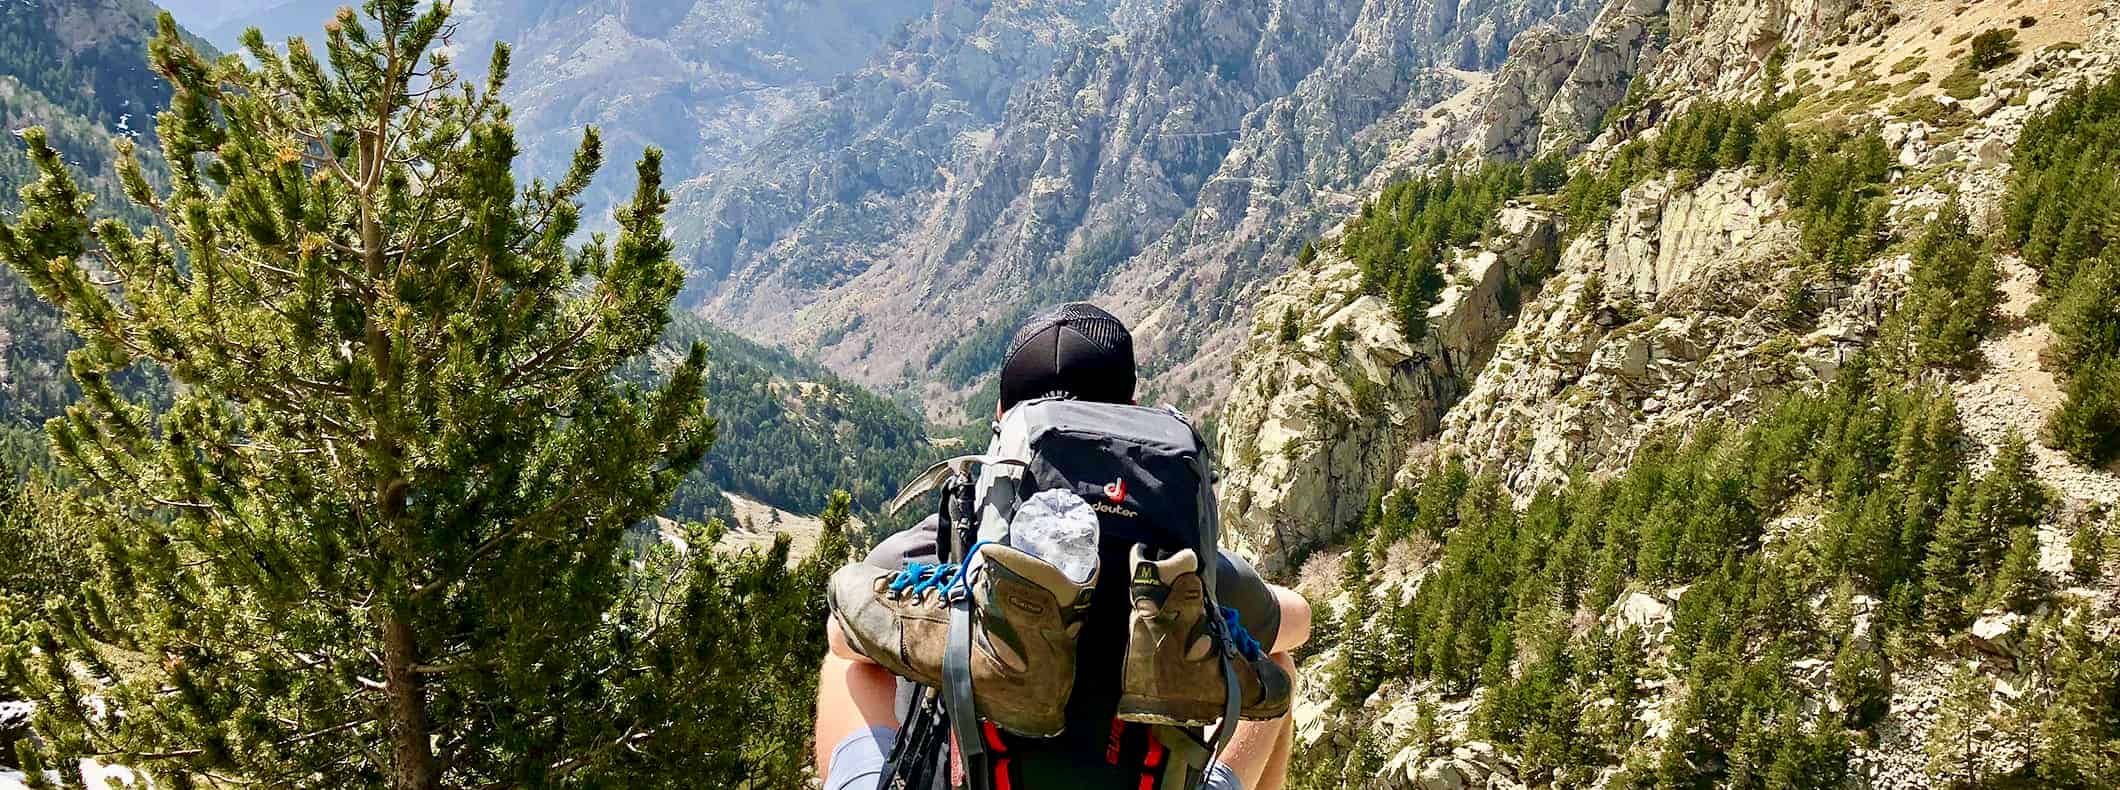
left=487, top=0, right=934, bottom=233
left=674, top=0, right=1599, bottom=416
left=198, top=0, right=932, bottom=232
left=0, top=0, right=191, bottom=437
left=192, top=0, right=340, bottom=50
left=156, top=0, right=287, bottom=39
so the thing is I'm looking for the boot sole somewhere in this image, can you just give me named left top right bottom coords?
left=1118, top=693, right=1290, bottom=724
left=1116, top=694, right=1221, bottom=727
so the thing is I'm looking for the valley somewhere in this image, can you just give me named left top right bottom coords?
left=4, top=0, right=2120, bottom=786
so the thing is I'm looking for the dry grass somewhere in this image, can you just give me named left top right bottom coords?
left=1783, top=0, right=2094, bottom=125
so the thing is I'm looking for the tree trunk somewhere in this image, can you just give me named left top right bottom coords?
left=383, top=614, right=441, bottom=790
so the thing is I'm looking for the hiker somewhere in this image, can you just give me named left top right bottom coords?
left=814, top=303, right=1313, bottom=790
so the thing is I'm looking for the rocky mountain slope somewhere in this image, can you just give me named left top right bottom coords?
left=0, top=0, right=187, bottom=437
left=1213, top=0, right=2120, bottom=786
left=677, top=0, right=1609, bottom=417
left=188, top=0, right=932, bottom=232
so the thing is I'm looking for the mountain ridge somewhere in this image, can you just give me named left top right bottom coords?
left=674, top=0, right=1608, bottom=419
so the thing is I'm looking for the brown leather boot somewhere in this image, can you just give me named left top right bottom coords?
left=1116, top=545, right=1291, bottom=725
left=828, top=543, right=1095, bottom=736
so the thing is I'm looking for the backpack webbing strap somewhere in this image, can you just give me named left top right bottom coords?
left=880, top=688, right=949, bottom=790
left=944, top=593, right=987, bottom=790
left=941, top=472, right=991, bottom=790
left=1182, top=410, right=1243, bottom=769
left=1150, top=725, right=1213, bottom=789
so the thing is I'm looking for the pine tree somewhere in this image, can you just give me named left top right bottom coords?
left=1920, top=471, right=1979, bottom=629
left=2047, top=356, right=2120, bottom=467
left=0, top=5, right=817, bottom=787
left=1970, top=433, right=2048, bottom=563
left=1987, top=524, right=2049, bottom=613
left=1830, top=637, right=1890, bottom=729
left=2035, top=605, right=2120, bottom=786
left=2069, top=512, right=2108, bottom=584
left=0, top=477, right=93, bottom=612
left=1928, top=662, right=1993, bottom=788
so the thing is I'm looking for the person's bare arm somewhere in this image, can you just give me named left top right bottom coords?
left=1266, top=584, right=1311, bottom=653
left=815, top=620, right=900, bottom=780
left=1221, top=584, right=1311, bottom=790
left=827, top=617, right=876, bottom=663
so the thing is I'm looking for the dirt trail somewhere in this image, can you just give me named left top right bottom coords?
left=1949, top=255, right=2120, bottom=512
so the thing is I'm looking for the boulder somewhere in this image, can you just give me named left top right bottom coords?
left=1454, top=741, right=1503, bottom=780
left=1899, top=143, right=1926, bottom=169
left=1976, top=137, right=2009, bottom=168
left=1970, top=611, right=2027, bottom=656
left=1616, top=591, right=1673, bottom=639
left=1416, top=759, right=1470, bottom=790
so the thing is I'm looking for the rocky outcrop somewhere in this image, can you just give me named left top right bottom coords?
left=1217, top=207, right=1559, bottom=567
left=1536, top=0, right=1669, bottom=152
left=1466, top=0, right=1669, bottom=161
left=1432, top=169, right=1899, bottom=495
left=1471, top=27, right=1590, bottom=160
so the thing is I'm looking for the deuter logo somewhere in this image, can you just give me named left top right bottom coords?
left=1093, top=478, right=1139, bottom=518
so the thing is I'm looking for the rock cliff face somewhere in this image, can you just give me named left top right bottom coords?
left=1218, top=0, right=2120, bottom=785
left=675, top=0, right=1603, bottom=414
left=1217, top=206, right=1560, bottom=568
left=1433, top=169, right=1892, bottom=497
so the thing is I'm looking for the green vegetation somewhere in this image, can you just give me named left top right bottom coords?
left=651, top=316, right=941, bottom=523
left=1328, top=87, right=1899, bottom=350
left=0, top=0, right=198, bottom=137
left=0, top=1, right=186, bottom=439
left=0, top=6, right=846, bottom=787
left=1880, top=201, right=1999, bottom=373
left=0, top=1, right=935, bottom=524
left=1307, top=356, right=2102, bottom=788
left=1968, top=29, right=2021, bottom=72
left=1562, top=97, right=1893, bottom=278
left=929, top=302, right=1035, bottom=387
left=1340, top=162, right=1530, bottom=343
left=2003, top=72, right=2120, bottom=466
left=1939, top=28, right=2019, bottom=101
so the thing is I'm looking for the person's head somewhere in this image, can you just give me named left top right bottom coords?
left=996, top=302, right=1136, bottom=417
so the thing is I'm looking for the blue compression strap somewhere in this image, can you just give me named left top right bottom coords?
left=1220, top=606, right=1264, bottom=662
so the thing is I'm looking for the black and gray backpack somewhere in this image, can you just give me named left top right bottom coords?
left=881, top=397, right=1244, bottom=790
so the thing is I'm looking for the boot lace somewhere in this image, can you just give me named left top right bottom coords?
left=887, top=542, right=994, bottom=599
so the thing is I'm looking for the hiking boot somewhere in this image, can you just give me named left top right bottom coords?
left=1117, top=545, right=1292, bottom=725
left=828, top=543, right=1096, bottom=736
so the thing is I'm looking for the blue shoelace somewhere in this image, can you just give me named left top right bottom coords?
left=887, top=541, right=993, bottom=598
left=1221, top=606, right=1264, bottom=662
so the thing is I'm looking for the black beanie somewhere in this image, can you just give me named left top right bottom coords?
left=997, top=303, right=1136, bottom=412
